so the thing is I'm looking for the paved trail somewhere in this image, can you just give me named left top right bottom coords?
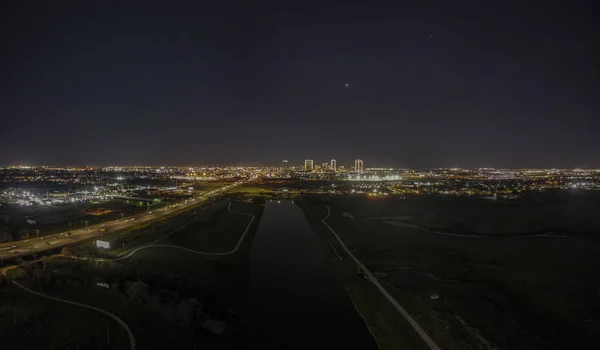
left=2, top=202, right=257, bottom=350
left=322, top=205, right=441, bottom=350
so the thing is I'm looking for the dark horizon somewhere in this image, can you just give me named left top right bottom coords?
left=3, top=161, right=600, bottom=170
left=2, top=1, right=599, bottom=168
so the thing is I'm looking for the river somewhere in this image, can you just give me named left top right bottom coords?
left=242, top=200, right=377, bottom=349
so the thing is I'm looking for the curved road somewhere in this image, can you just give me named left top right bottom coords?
left=2, top=200, right=257, bottom=350
left=0, top=181, right=245, bottom=260
left=92, top=201, right=256, bottom=260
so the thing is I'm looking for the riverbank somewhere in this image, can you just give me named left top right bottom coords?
left=299, top=195, right=600, bottom=349
left=242, top=199, right=377, bottom=350
left=296, top=197, right=436, bottom=350
left=1, top=200, right=264, bottom=349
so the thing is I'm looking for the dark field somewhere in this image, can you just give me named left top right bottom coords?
left=301, top=194, right=600, bottom=350
left=344, top=191, right=600, bottom=237
left=131, top=201, right=263, bottom=308
left=0, top=283, right=129, bottom=350
left=165, top=201, right=262, bottom=252
left=1, top=200, right=264, bottom=349
left=0, top=280, right=199, bottom=350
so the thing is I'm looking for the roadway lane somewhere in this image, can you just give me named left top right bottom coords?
left=0, top=182, right=245, bottom=260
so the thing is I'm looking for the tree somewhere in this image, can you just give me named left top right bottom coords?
left=0, top=229, right=12, bottom=243
left=18, top=229, right=31, bottom=240
left=147, top=294, right=161, bottom=311
left=31, top=268, right=44, bottom=284
left=60, top=246, right=72, bottom=256
left=127, top=281, right=149, bottom=304
left=176, top=300, right=194, bottom=325
left=110, top=282, right=121, bottom=293
left=201, top=318, right=226, bottom=335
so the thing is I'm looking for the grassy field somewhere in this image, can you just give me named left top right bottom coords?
left=164, top=201, right=262, bottom=252
left=0, top=282, right=130, bottom=350
left=337, top=191, right=600, bottom=237
left=70, top=198, right=228, bottom=258
left=228, top=186, right=275, bottom=195
left=299, top=195, right=600, bottom=350
left=190, top=180, right=234, bottom=193
left=2, top=200, right=264, bottom=349
left=69, top=209, right=196, bottom=258
left=6, top=279, right=202, bottom=350
left=130, top=201, right=263, bottom=308
left=296, top=198, right=449, bottom=350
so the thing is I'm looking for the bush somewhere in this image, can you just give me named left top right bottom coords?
left=123, top=280, right=134, bottom=291
left=60, top=246, right=72, bottom=256
left=176, top=300, right=194, bottom=325
left=128, top=281, right=149, bottom=304
left=201, top=318, right=227, bottom=335
left=31, top=268, right=44, bottom=284
left=8, top=267, right=29, bottom=281
left=147, top=294, right=161, bottom=310
left=110, top=282, right=121, bottom=294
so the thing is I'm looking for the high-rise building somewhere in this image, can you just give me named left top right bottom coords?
left=282, top=160, right=289, bottom=168
left=331, top=159, right=336, bottom=172
left=304, top=159, right=314, bottom=171
left=354, top=159, right=364, bottom=172
left=321, top=162, right=328, bottom=170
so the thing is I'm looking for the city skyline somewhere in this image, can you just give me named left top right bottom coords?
left=3, top=163, right=600, bottom=171
left=3, top=161, right=600, bottom=170
left=1, top=3, right=599, bottom=350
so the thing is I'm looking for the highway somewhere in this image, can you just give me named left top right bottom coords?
left=0, top=198, right=257, bottom=350
left=0, top=181, right=245, bottom=261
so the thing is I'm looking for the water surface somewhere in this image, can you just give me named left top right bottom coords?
left=243, top=200, right=377, bottom=349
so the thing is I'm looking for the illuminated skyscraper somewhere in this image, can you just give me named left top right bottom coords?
left=282, top=160, right=289, bottom=168
left=304, top=159, right=314, bottom=171
left=354, top=159, right=364, bottom=172
left=331, top=159, right=336, bottom=172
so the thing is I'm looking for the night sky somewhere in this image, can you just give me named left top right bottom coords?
left=2, top=1, right=599, bottom=168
